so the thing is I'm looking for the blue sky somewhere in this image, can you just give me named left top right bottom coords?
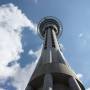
left=0, top=0, right=90, bottom=90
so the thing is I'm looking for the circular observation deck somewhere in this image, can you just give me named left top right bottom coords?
left=37, top=16, right=63, bottom=39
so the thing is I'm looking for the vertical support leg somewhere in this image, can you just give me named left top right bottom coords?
left=69, top=77, right=81, bottom=90
left=43, top=74, right=53, bottom=90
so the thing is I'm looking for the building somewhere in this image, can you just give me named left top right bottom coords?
left=25, top=16, right=85, bottom=90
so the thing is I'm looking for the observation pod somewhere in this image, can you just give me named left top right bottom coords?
left=26, top=16, right=85, bottom=90
left=38, top=16, right=63, bottom=39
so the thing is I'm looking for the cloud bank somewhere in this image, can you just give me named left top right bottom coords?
left=11, top=60, right=38, bottom=90
left=0, top=3, right=37, bottom=90
left=12, top=48, right=41, bottom=90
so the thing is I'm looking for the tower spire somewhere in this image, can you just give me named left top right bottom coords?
left=26, top=16, right=85, bottom=90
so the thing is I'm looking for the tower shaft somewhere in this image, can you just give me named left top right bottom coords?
left=25, top=16, right=85, bottom=90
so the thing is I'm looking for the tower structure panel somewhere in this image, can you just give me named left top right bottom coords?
left=26, top=16, right=85, bottom=90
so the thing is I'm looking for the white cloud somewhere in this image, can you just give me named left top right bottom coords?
left=11, top=60, right=37, bottom=90
left=78, top=32, right=90, bottom=44
left=77, top=32, right=90, bottom=52
left=78, top=33, right=84, bottom=38
left=76, top=73, right=83, bottom=79
left=0, top=3, right=36, bottom=32
left=29, top=50, right=35, bottom=55
left=0, top=3, right=36, bottom=84
left=29, top=45, right=42, bottom=58
left=12, top=48, right=41, bottom=90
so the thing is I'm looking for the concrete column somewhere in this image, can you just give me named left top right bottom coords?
left=47, top=28, right=52, bottom=48
left=69, top=77, right=81, bottom=90
left=52, top=30, right=59, bottom=49
left=43, top=74, right=53, bottom=90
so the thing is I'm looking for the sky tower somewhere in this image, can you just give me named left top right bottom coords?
left=26, top=16, right=85, bottom=90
